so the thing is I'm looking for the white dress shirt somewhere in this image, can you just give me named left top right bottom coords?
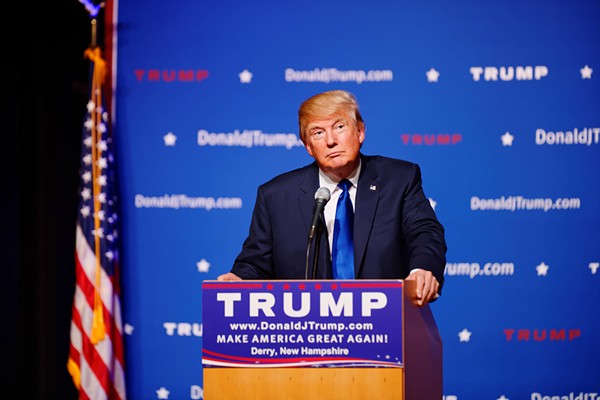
left=318, top=161, right=361, bottom=256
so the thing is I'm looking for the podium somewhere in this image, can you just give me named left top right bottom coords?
left=202, top=280, right=442, bottom=400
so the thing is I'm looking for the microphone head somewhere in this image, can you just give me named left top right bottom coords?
left=314, top=187, right=331, bottom=202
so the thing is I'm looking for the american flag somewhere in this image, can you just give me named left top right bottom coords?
left=67, top=46, right=127, bottom=400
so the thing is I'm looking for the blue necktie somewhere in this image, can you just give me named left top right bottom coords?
left=332, top=179, right=355, bottom=279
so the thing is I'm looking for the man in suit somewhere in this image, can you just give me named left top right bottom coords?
left=218, top=90, right=446, bottom=305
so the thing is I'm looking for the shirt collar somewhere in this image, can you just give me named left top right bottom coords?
left=318, top=159, right=361, bottom=191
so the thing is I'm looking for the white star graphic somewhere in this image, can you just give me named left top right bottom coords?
left=498, top=396, right=510, bottom=400
left=81, top=188, right=91, bottom=200
left=239, top=69, right=253, bottom=83
left=588, top=262, right=599, bottom=274
left=82, top=171, right=92, bottom=183
left=80, top=206, right=90, bottom=217
left=94, top=210, right=106, bottom=221
left=97, top=157, right=107, bottom=169
left=536, top=262, right=549, bottom=276
left=501, top=131, right=514, bottom=146
left=92, top=227, right=104, bottom=239
left=197, top=259, right=211, bottom=273
left=426, top=68, right=440, bottom=83
left=458, top=328, right=472, bottom=342
left=580, top=65, right=593, bottom=79
left=156, top=387, right=170, bottom=399
left=429, top=198, right=437, bottom=210
left=124, top=323, right=135, bottom=335
left=163, top=132, right=177, bottom=146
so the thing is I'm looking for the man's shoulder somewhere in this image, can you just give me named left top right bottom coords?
left=363, top=154, right=417, bottom=170
left=259, top=162, right=317, bottom=189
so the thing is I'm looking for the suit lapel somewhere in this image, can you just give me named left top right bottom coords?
left=298, top=163, right=321, bottom=238
left=354, top=156, right=379, bottom=275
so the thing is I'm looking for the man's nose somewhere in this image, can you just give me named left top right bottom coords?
left=324, top=130, right=337, bottom=145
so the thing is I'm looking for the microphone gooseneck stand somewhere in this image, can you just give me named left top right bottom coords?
left=310, top=221, right=324, bottom=279
left=305, top=187, right=330, bottom=279
left=304, top=240, right=311, bottom=279
left=305, top=213, right=325, bottom=279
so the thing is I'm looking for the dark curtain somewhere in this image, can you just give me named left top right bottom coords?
left=7, top=2, right=99, bottom=398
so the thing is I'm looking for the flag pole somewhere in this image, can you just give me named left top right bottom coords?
left=83, top=0, right=109, bottom=346
left=69, top=2, right=127, bottom=398
left=86, top=11, right=109, bottom=345
left=81, top=0, right=103, bottom=48
left=90, top=17, right=97, bottom=48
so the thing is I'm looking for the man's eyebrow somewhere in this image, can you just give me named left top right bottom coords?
left=308, top=117, right=346, bottom=131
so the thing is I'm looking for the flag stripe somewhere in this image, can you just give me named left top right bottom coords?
left=73, top=231, right=126, bottom=399
left=75, top=227, right=126, bottom=371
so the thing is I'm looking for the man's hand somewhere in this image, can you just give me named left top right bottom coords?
left=217, top=272, right=242, bottom=281
left=405, top=269, right=440, bottom=306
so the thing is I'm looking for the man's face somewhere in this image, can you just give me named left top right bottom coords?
left=304, top=112, right=365, bottom=180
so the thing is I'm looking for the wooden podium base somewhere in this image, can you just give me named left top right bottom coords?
left=204, top=367, right=404, bottom=400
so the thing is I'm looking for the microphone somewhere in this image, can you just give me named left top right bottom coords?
left=308, top=187, right=331, bottom=241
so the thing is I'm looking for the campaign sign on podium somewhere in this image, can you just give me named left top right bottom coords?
left=202, top=280, right=404, bottom=368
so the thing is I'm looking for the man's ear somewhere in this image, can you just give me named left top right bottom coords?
left=358, top=123, right=366, bottom=144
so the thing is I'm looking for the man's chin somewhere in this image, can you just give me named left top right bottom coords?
left=321, top=161, right=355, bottom=179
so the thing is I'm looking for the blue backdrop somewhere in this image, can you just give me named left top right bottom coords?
left=113, top=1, right=600, bottom=399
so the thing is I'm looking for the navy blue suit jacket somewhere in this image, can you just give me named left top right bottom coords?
left=231, top=154, right=447, bottom=291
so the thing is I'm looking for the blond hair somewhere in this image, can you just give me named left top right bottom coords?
left=298, top=90, right=365, bottom=143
